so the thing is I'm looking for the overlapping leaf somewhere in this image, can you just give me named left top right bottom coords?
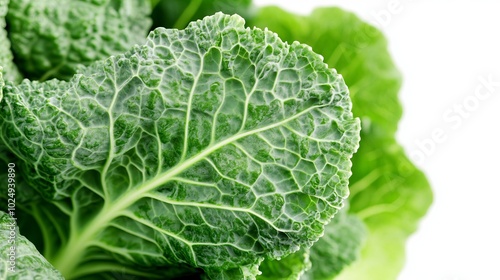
left=258, top=247, right=311, bottom=280
left=6, top=0, right=152, bottom=81
left=303, top=207, right=365, bottom=280
left=0, top=0, right=21, bottom=82
left=0, top=211, right=64, bottom=279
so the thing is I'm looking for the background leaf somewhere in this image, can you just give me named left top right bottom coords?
left=6, top=0, right=152, bottom=81
left=0, top=0, right=21, bottom=82
left=250, top=6, right=433, bottom=279
left=258, top=247, right=311, bottom=280
left=152, top=0, right=255, bottom=30
left=303, top=207, right=365, bottom=280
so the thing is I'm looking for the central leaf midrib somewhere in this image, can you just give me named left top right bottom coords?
left=110, top=104, right=323, bottom=214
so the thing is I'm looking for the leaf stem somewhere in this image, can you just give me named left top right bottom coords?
left=355, top=196, right=405, bottom=220
left=50, top=203, right=119, bottom=278
left=30, top=205, right=54, bottom=259
left=38, top=60, right=66, bottom=82
left=173, top=0, right=202, bottom=29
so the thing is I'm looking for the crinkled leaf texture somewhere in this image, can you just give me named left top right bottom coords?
left=0, top=13, right=360, bottom=279
left=303, top=207, right=365, bottom=280
left=6, top=0, right=152, bottom=81
left=250, top=6, right=403, bottom=134
left=0, top=211, right=64, bottom=279
left=0, top=0, right=21, bottom=82
left=251, top=6, right=432, bottom=279
left=258, top=207, right=365, bottom=280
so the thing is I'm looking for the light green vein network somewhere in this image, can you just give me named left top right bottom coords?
left=0, top=13, right=360, bottom=279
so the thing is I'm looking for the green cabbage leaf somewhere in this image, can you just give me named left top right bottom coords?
left=0, top=0, right=21, bottom=82
left=0, top=211, right=64, bottom=279
left=0, top=13, right=360, bottom=279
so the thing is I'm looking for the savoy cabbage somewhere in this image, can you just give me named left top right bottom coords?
left=0, top=0, right=432, bottom=279
left=0, top=11, right=360, bottom=280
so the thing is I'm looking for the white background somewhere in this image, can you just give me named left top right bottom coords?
left=254, top=1, right=500, bottom=279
